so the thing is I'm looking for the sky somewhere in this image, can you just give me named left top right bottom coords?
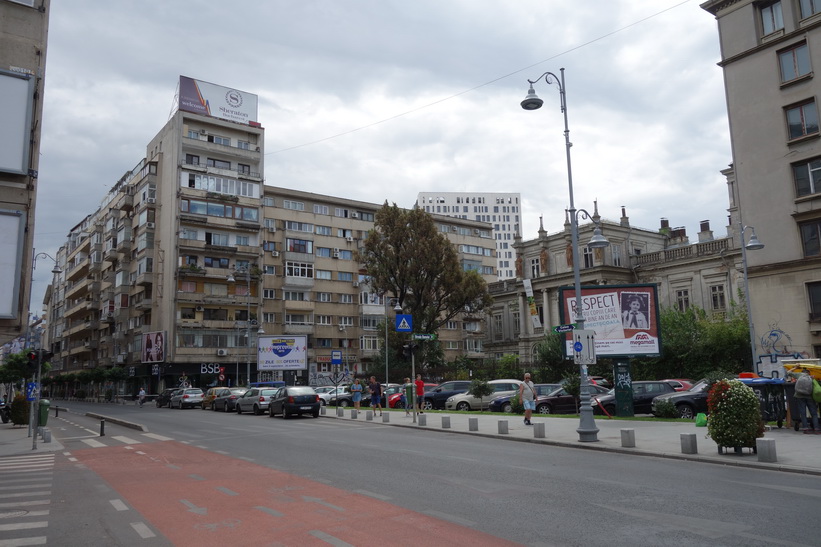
left=32, top=0, right=730, bottom=308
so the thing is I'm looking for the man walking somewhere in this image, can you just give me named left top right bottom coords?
left=519, top=373, right=536, bottom=425
left=369, top=376, right=383, bottom=416
left=792, top=369, right=820, bottom=433
left=415, top=374, right=426, bottom=414
left=138, top=387, right=146, bottom=408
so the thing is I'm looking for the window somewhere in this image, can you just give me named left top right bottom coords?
left=676, top=289, right=690, bottom=312
left=612, top=244, right=622, bottom=267
left=800, top=219, right=821, bottom=256
left=786, top=100, right=819, bottom=140
left=284, top=291, right=309, bottom=301
left=263, top=265, right=275, bottom=275
left=285, top=314, right=311, bottom=325
left=316, top=247, right=332, bottom=258
left=203, top=308, right=228, bottom=321
left=762, top=1, right=783, bottom=34
left=235, top=235, right=249, bottom=246
left=337, top=250, right=353, bottom=260
left=205, top=232, right=229, bottom=246
left=340, top=294, right=353, bottom=304
left=361, top=316, right=380, bottom=330
left=203, top=256, right=229, bottom=268
left=285, top=262, right=314, bottom=278
left=800, top=0, right=821, bottom=18
left=262, top=241, right=276, bottom=252
left=181, top=307, right=196, bottom=320
left=238, top=140, right=251, bottom=150
left=316, top=338, right=332, bottom=348
left=206, top=158, right=231, bottom=169
left=283, top=200, right=305, bottom=211
left=180, top=228, right=198, bottom=240
left=185, top=154, right=200, bottom=165
left=238, top=163, right=251, bottom=175
left=262, top=197, right=275, bottom=207
left=316, top=315, right=333, bottom=325
left=315, top=225, right=332, bottom=236
left=316, top=270, right=332, bottom=280
left=361, top=336, right=379, bottom=351
left=808, top=282, right=821, bottom=321
left=314, top=204, right=329, bottom=215
left=210, top=135, right=230, bottom=146
left=583, top=247, right=594, bottom=268
left=263, top=312, right=275, bottom=323
left=286, top=238, right=313, bottom=253
left=233, top=284, right=249, bottom=297
left=530, top=258, right=540, bottom=278
left=779, top=43, right=811, bottom=83
left=338, top=272, right=353, bottom=282
left=317, top=292, right=332, bottom=302
left=793, top=158, right=821, bottom=197
left=263, top=289, right=276, bottom=299
left=339, top=316, right=354, bottom=327
left=285, top=221, right=313, bottom=233
left=710, top=285, right=726, bottom=311
left=179, top=281, right=197, bottom=293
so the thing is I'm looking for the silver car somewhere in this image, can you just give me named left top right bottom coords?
left=235, top=387, right=278, bottom=415
left=445, top=379, right=523, bottom=411
left=169, top=388, right=204, bottom=409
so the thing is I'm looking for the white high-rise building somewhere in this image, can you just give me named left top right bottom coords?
left=417, top=192, right=521, bottom=279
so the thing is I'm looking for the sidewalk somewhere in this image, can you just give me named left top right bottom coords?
left=323, top=408, right=821, bottom=475
left=0, top=424, right=65, bottom=457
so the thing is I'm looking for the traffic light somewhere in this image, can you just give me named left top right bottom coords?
left=26, top=350, right=38, bottom=373
left=401, top=343, right=419, bottom=360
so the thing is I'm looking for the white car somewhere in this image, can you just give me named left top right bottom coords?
left=445, top=379, right=523, bottom=411
left=314, top=386, right=341, bottom=406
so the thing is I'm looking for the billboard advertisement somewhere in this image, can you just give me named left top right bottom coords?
left=141, top=331, right=166, bottom=363
left=178, top=76, right=258, bottom=124
left=258, top=335, right=308, bottom=371
left=558, top=284, right=661, bottom=358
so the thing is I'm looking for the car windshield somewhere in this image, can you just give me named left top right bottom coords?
left=230, top=388, right=247, bottom=395
left=691, top=381, right=709, bottom=392
left=261, top=389, right=277, bottom=396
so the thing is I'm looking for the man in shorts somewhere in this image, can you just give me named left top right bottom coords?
left=519, top=372, right=536, bottom=425
left=369, top=376, right=383, bottom=416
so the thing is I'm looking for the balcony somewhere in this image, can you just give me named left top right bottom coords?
left=136, top=272, right=154, bottom=286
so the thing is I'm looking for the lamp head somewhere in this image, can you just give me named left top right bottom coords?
left=393, top=302, right=403, bottom=312
left=587, top=226, right=610, bottom=249
left=226, top=274, right=236, bottom=283
left=745, top=228, right=764, bottom=251
left=520, top=85, right=543, bottom=111
left=51, top=265, right=62, bottom=275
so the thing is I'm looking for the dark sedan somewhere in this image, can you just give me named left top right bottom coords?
left=488, top=383, right=563, bottom=413
left=155, top=388, right=179, bottom=408
left=421, top=380, right=473, bottom=410
left=651, top=379, right=709, bottom=419
left=533, top=384, right=611, bottom=415
left=212, top=387, right=248, bottom=412
left=268, top=386, right=321, bottom=418
left=590, top=381, right=678, bottom=415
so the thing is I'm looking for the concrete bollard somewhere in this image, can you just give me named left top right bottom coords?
left=757, top=438, right=777, bottom=463
left=336, top=407, right=344, bottom=417
left=320, top=406, right=326, bottom=416
left=469, top=417, right=479, bottom=431
left=382, top=412, right=390, bottom=423
left=366, top=410, right=373, bottom=421
left=620, top=428, right=635, bottom=448
left=533, top=422, right=545, bottom=438
left=680, top=432, right=698, bottom=454
left=351, top=409, right=358, bottom=419
left=418, top=414, right=427, bottom=426
left=42, top=428, right=51, bottom=443
left=498, top=420, right=509, bottom=434
left=441, top=416, right=451, bottom=429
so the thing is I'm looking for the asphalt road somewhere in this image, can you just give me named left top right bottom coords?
left=33, top=402, right=821, bottom=546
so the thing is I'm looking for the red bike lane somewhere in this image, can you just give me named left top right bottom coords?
left=73, top=441, right=518, bottom=546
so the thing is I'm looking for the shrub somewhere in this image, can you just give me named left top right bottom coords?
left=73, top=390, right=87, bottom=400
left=509, top=393, right=524, bottom=414
left=707, top=379, right=764, bottom=448
left=10, top=393, right=29, bottom=426
left=653, top=398, right=678, bottom=419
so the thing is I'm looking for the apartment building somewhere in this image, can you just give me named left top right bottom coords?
left=701, top=0, right=821, bottom=362
left=417, top=192, right=521, bottom=280
left=44, top=76, right=496, bottom=390
left=0, top=0, right=50, bottom=343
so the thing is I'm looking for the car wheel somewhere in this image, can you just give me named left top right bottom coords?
left=282, top=409, right=289, bottom=419
left=312, top=411, right=319, bottom=418
left=501, top=402, right=513, bottom=413
left=536, top=404, right=551, bottom=414
left=211, top=402, right=217, bottom=411
left=223, top=402, right=229, bottom=412
left=156, top=400, right=161, bottom=408
left=253, top=405, right=262, bottom=416
left=339, top=400, right=350, bottom=408
left=456, top=401, right=471, bottom=411
left=319, top=399, right=326, bottom=406
left=422, top=400, right=433, bottom=411
left=269, top=406, right=275, bottom=418
left=677, top=404, right=695, bottom=420
left=236, top=403, right=242, bottom=414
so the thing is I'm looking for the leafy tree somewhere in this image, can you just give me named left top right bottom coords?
left=10, top=393, right=29, bottom=426
left=468, top=379, right=492, bottom=410
left=357, top=203, right=493, bottom=368
left=533, top=332, right=570, bottom=382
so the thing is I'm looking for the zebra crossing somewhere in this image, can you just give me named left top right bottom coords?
left=0, top=453, right=54, bottom=546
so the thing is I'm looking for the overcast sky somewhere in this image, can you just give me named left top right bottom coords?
left=32, top=0, right=730, bottom=308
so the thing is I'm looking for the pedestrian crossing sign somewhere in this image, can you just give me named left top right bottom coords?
left=395, top=314, right=412, bottom=332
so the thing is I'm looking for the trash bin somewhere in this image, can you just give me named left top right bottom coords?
left=739, top=378, right=786, bottom=428
left=38, top=399, right=50, bottom=427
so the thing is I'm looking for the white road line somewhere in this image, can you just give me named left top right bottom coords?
left=81, top=439, right=106, bottom=448
left=0, top=464, right=54, bottom=472
left=354, top=489, right=391, bottom=500
left=111, top=436, right=141, bottom=445
left=0, top=535, right=47, bottom=546
left=0, top=521, right=47, bottom=531
left=0, top=500, right=50, bottom=508
left=0, top=484, right=51, bottom=491
left=109, top=499, right=129, bottom=512
left=142, top=433, right=173, bottom=441
left=130, top=522, right=156, bottom=539
left=309, top=530, right=354, bottom=546
left=0, top=491, right=51, bottom=499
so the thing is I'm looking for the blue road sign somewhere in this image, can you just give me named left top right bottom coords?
left=26, top=382, right=37, bottom=402
left=553, top=324, right=575, bottom=333
left=573, top=341, right=583, bottom=353
left=396, top=314, right=412, bottom=332
left=331, top=350, right=342, bottom=365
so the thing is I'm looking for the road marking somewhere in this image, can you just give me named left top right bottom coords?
left=180, top=499, right=207, bottom=515
left=109, top=499, right=129, bottom=511
left=0, top=535, right=47, bottom=545
left=1, top=484, right=51, bottom=491
left=216, top=487, right=238, bottom=496
left=302, top=496, right=344, bottom=512
left=422, top=510, right=476, bottom=527
left=0, top=521, right=47, bottom=531
left=81, top=439, right=106, bottom=448
left=112, top=436, right=141, bottom=445
left=142, top=433, right=174, bottom=441
left=354, top=490, right=391, bottom=501
left=0, top=492, right=50, bottom=499
left=189, top=474, right=206, bottom=481
left=253, top=506, right=283, bottom=518
left=0, top=500, right=50, bottom=509
left=130, top=522, right=155, bottom=539
left=309, top=530, right=354, bottom=546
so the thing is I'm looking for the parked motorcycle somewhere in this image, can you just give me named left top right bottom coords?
left=0, top=401, right=10, bottom=424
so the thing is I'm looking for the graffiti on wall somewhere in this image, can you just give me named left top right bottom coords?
left=756, top=322, right=810, bottom=366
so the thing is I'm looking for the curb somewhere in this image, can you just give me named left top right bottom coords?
left=84, top=412, right=148, bottom=432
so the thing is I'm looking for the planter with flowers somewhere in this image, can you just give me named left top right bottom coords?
left=707, top=378, right=765, bottom=454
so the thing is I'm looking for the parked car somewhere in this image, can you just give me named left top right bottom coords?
left=652, top=379, right=710, bottom=419
left=170, top=388, right=204, bottom=409
left=235, top=387, right=278, bottom=415
left=488, top=383, right=563, bottom=413
left=314, top=386, right=339, bottom=406
left=590, top=381, right=678, bottom=415
left=421, top=380, right=473, bottom=410
left=589, top=376, right=612, bottom=389
left=328, top=387, right=355, bottom=407
left=268, top=386, right=321, bottom=418
left=662, top=378, right=695, bottom=392
left=445, top=379, right=523, bottom=411
left=388, top=383, right=437, bottom=408
left=156, top=388, right=179, bottom=408
left=532, top=384, right=610, bottom=415
left=212, top=387, right=248, bottom=412
left=201, top=386, right=229, bottom=410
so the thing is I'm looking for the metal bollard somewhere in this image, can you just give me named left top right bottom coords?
left=100, top=418, right=105, bottom=437
left=54, top=406, right=59, bottom=418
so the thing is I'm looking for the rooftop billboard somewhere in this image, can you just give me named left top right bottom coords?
left=178, top=76, right=258, bottom=124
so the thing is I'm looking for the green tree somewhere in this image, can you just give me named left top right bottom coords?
left=468, top=379, right=492, bottom=411
left=533, top=332, right=570, bottom=382
left=357, top=203, right=493, bottom=369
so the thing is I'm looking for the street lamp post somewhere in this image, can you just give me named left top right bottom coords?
left=384, top=296, right=402, bottom=392
left=522, top=68, right=609, bottom=442
left=227, top=268, right=255, bottom=386
left=30, top=252, right=61, bottom=450
left=739, top=226, right=764, bottom=374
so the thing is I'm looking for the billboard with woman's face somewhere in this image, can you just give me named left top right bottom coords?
left=558, top=284, right=661, bottom=358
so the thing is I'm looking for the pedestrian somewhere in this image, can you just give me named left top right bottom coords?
left=791, top=369, right=820, bottom=433
left=350, top=379, right=363, bottom=410
left=519, top=372, right=536, bottom=425
left=369, top=376, right=383, bottom=416
left=402, top=377, right=412, bottom=416
left=414, top=374, right=425, bottom=414
left=138, top=387, right=146, bottom=408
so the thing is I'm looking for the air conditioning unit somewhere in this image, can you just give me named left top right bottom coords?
left=271, top=250, right=280, bottom=257
left=267, top=226, right=276, bottom=233
left=350, top=213, right=359, bottom=219
left=452, top=226, right=458, bottom=232
left=332, top=251, right=340, bottom=258
left=255, top=146, right=260, bottom=152
left=199, top=129, right=207, bottom=134
left=345, top=236, right=353, bottom=242
left=216, top=349, right=228, bottom=356
left=352, top=281, right=359, bottom=288
left=195, top=305, right=204, bottom=312
left=146, top=222, right=155, bottom=229
left=146, top=198, right=156, bottom=204
left=474, top=229, right=480, bottom=235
